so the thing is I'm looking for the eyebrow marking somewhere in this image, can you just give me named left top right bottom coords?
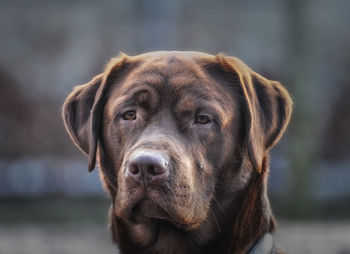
left=120, top=83, right=159, bottom=98
left=174, top=91, right=232, bottom=128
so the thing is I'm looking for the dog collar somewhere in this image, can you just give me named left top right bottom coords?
left=247, top=233, right=276, bottom=254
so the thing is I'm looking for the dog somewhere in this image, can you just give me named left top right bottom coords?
left=62, top=51, right=292, bottom=254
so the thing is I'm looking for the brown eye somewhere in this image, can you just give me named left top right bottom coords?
left=122, top=110, right=136, bottom=120
left=195, top=114, right=210, bottom=124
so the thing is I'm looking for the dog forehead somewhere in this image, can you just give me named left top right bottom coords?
left=134, top=52, right=206, bottom=78
left=120, top=52, right=221, bottom=94
left=106, top=52, right=236, bottom=123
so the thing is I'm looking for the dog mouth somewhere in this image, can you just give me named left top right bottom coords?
left=131, top=199, right=170, bottom=223
left=129, top=198, right=205, bottom=231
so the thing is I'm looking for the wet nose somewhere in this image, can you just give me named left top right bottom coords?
left=127, top=151, right=169, bottom=185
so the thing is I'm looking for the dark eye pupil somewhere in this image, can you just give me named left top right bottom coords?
left=122, top=110, right=136, bottom=120
left=196, top=115, right=210, bottom=124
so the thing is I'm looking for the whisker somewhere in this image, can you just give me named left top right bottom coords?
left=213, top=197, right=226, bottom=216
left=210, top=208, right=221, bottom=233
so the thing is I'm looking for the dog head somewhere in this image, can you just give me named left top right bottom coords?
left=62, top=51, right=292, bottom=251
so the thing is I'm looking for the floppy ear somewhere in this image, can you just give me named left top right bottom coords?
left=217, top=55, right=293, bottom=173
left=62, top=54, right=130, bottom=172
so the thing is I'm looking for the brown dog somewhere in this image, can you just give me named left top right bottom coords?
left=62, top=51, right=292, bottom=254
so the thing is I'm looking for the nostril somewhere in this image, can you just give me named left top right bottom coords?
left=129, top=164, right=140, bottom=175
left=149, top=165, right=166, bottom=175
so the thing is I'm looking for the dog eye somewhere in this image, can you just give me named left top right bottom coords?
left=195, top=114, right=211, bottom=124
left=121, top=110, right=136, bottom=120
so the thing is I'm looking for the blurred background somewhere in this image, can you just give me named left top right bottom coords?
left=0, top=0, right=349, bottom=253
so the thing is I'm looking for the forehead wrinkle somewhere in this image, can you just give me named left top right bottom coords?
left=124, top=72, right=164, bottom=91
left=106, top=81, right=160, bottom=118
left=116, top=82, right=158, bottom=99
left=177, top=89, right=213, bottom=103
left=168, top=74, right=198, bottom=89
left=134, top=60, right=169, bottom=79
left=207, top=88, right=234, bottom=127
left=105, top=95, right=128, bottom=120
left=207, top=101, right=232, bottom=127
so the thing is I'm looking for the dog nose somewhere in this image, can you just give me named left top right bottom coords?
left=127, top=151, right=169, bottom=185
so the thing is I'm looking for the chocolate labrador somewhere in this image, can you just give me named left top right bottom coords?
left=62, top=51, right=292, bottom=254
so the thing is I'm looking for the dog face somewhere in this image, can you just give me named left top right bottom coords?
left=102, top=53, right=239, bottom=231
left=62, top=51, right=292, bottom=253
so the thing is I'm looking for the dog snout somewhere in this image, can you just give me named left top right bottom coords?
left=127, top=150, right=169, bottom=185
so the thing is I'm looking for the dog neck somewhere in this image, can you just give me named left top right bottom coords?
left=226, top=168, right=276, bottom=254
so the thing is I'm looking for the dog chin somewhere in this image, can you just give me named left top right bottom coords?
left=128, top=199, right=203, bottom=232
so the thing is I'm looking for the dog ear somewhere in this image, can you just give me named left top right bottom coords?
left=217, top=54, right=292, bottom=173
left=62, top=54, right=130, bottom=172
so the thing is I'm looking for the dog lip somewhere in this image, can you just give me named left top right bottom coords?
left=130, top=196, right=205, bottom=231
left=132, top=198, right=169, bottom=219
